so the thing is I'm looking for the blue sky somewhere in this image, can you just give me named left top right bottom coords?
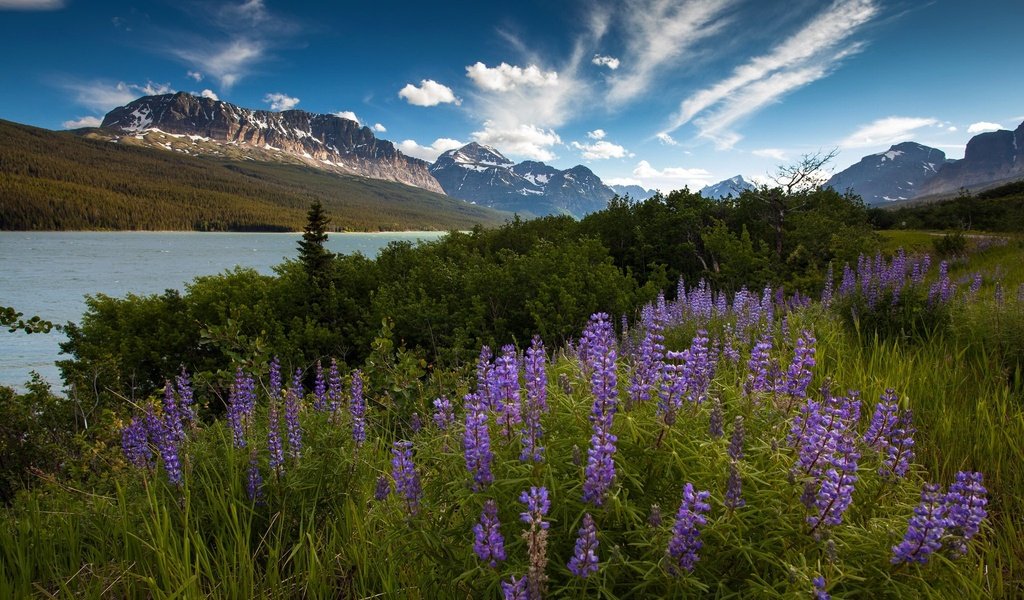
left=1, top=0, right=1022, bottom=192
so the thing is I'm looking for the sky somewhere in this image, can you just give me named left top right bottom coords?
left=1, top=0, right=1022, bottom=192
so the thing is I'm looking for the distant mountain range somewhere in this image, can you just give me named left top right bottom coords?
left=700, top=175, right=756, bottom=199
left=609, top=184, right=658, bottom=201
left=827, top=120, right=1024, bottom=205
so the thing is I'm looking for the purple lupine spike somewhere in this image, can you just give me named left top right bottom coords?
left=501, top=576, right=528, bottom=600
left=519, top=486, right=551, bottom=529
left=494, top=345, right=522, bottom=439
left=582, top=427, right=617, bottom=506
left=721, top=333, right=740, bottom=364
left=121, top=416, right=151, bottom=468
left=648, top=504, right=663, bottom=527
left=994, top=281, right=1004, bottom=305
left=154, top=410, right=183, bottom=486
left=463, top=392, right=493, bottom=490
left=285, top=368, right=303, bottom=460
left=839, top=264, right=856, bottom=297
left=349, top=369, right=366, bottom=446
left=784, top=331, right=816, bottom=401
left=269, top=356, right=282, bottom=402
left=882, top=409, right=915, bottom=478
left=476, top=345, right=494, bottom=408
left=724, top=461, right=745, bottom=510
left=175, top=367, right=196, bottom=426
left=519, top=486, right=550, bottom=598
left=227, top=367, right=256, bottom=449
left=812, top=576, right=831, bottom=600
left=432, top=396, right=454, bottom=430
left=267, top=391, right=285, bottom=476
left=744, top=333, right=772, bottom=398
left=863, top=389, right=899, bottom=450
left=567, top=513, right=600, bottom=578
left=684, top=331, right=713, bottom=405
left=521, top=336, right=547, bottom=462
left=312, top=360, right=327, bottom=411
left=658, top=354, right=687, bottom=425
left=708, top=397, right=724, bottom=439
left=667, top=483, right=711, bottom=574
left=327, top=358, right=343, bottom=414
left=162, top=380, right=185, bottom=443
left=584, top=313, right=618, bottom=428
left=944, top=471, right=987, bottom=556
left=472, top=499, right=506, bottom=568
left=892, top=483, right=948, bottom=564
left=821, top=263, right=835, bottom=306
left=969, top=273, right=983, bottom=296
left=391, top=440, right=422, bottom=516
left=246, top=448, right=263, bottom=503
left=728, top=416, right=745, bottom=461
left=410, top=412, right=423, bottom=433
left=374, top=474, right=391, bottom=501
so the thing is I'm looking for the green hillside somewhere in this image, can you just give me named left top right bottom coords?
left=0, top=119, right=508, bottom=231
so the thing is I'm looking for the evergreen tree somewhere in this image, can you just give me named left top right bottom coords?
left=297, top=201, right=333, bottom=290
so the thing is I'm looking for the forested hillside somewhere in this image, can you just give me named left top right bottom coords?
left=0, top=120, right=507, bottom=231
left=869, top=180, right=1024, bottom=232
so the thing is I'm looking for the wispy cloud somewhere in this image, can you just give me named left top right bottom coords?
left=630, top=159, right=715, bottom=191
left=0, top=0, right=64, bottom=10
left=398, top=79, right=460, bottom=107
left=753, top=148, right=788, bottom=161
left=333, top=110, right=360, bottom=124
left=61, top=116, right=102, bottom=129
left=587, top=129, right=606, bottom=140
left=656, top=132, right=679, bottom=146
left=967, top=121, right=1003, bottom=134
left=64, top=80, right=172, bottom=112
left=606, top=0, right=736, bottom=105
left=171, top=38, right=264, bottom=90
left=263, top=92, right=299, bottom=111
left=397, top=138, right=465, bottom=162
left=840, top=116, right=938, bottom=148
left=665, top=0, right=880, bottom=148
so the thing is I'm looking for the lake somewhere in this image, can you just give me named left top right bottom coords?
left=0, top=231, right=448, bottom=391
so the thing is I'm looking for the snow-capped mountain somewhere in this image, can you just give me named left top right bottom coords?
left=914, top=121, right=1024, bottom=199
left=609, top=184, right=658, bottom=201
left=429, top=143, right=615, bottom=217
left=99, top=92, right=443, bottom=193
left=826, top=142, right=948, bottom=205
left=700, top=175, right=756, bottom=199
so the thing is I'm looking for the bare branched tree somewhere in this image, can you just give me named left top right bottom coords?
left=756, top=148, right=839, bottom=258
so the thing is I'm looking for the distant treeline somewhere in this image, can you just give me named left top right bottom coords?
left=0, top=119, right=506, bottom=231
left=869, top=181, right=1024, bottom=232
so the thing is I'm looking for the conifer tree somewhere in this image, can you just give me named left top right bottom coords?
left=297, top=201, right=332, bottom=290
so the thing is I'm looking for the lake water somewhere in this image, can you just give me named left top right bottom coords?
left=0, top=231, right=447, bottom=391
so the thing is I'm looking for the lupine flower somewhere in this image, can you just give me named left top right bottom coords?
left=892, top=483, right=948, bottom=564
left=521, top=336, right=547, bottom=462
left=584, top=313, right=618, bottom=429
left=432, top=396, right=454, bottom=430
left=494, top=345, right=522, bottom=439
left=476, top=345, right=494, bottom=408
left=350, top=369, right=366, bottom=446
left=863, top=389, right=899, bottom=450
left=519, top=486, right=550, bottom=598
left=667, top=483, right=711, bottom=574
left=374, top=475, right=390, bottom=501
left=153, top=410, right=183, bottom=486
left=944, top=471, right=987, bottom=556
left=882, top=410, right=916, bottom=478
left=821, top=263, right=835, bottom=307
left=721, top=333, right=740, bottom=364
left=327, top=358, right=343, bottom=414
left=175, top=367, right=196, bottom=426
left=246, top=449, right=263, bottom=503
left=630, top=304, right=665, bottom=407
left=162, top=381, right=185, bottom=444
left=285, top=369, right=303, bottom=460
left=784, top=331, right=816, bottom=401
left=391, top=440, right=422, bottom=516
left=267, top=391, right=285, bottom=476
left=744, top=333, right=772, bottom=398
left=648, top=504, right=663, bottom=527
left=708, top=397, right=724, bottom=439
left=472, top=499, right=506, bottom=567
left=463, top=392, right=494, bottom=490
left=809, top=462, right=858, bottom=531
left=501, top=576, right=528, bottom=600
left=583, top=427, right=617, bottom=506
left=724, top=461, right=744, bottom=510
left=410, top=412, right=423, bottom=433
left=121, top=416, right=151, bottom=468
left=312, top=360, right=328, bottom=411
left=269, top=356, right=282, bottom=402
left=812, top=576, right=831, bottom=600
left=227, top=367, right=256, bottom=449
left=567, top=513, right=600, bottom=578
left=728, top=416, right=745, bottom=461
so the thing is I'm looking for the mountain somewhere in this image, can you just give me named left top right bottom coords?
left=0, top=118, right=507, bottom=231
left=609, top=184, right=658, bottom=201
left=429, top=142, right=616, bottom=217
left=99, top=92, right=443, bottom=193
left=700, top=175, right=756, bottom=199
left=826, top=142, right=948, bottom=205
left=913, top=121, right=1024, bottom=199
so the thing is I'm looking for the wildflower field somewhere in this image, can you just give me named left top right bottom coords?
left=2, top=236, right=1023, bottom=598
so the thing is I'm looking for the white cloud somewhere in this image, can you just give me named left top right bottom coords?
left=656, top=132, right=679, bottom=146
left=397, top=138, right=465, bottom=162
left=61, top=116, right=102, bottom=129
left=753, top=148, right=788, bottom=161
left=65, top=80, right=172, bottom=112
left=591, top=54, right=620, bottom=70
left=605, top=177, right=643, bottom=187
left=171, top=38, right=264, bottom=90
left=587, top=129, right=606, bottom=140
left=840, top=116, right=939, bottom=148
left=666, top=0, right=879, bottom=147
left=967, top=121, right=1003, bottom=134
left=471, top=121, right=561, bottom=161
left=263, top=92, right=300, bottom=111
left=606, top=0, right=737, bottom=105
left=398, top=79, right=460, bottom=107
left=571, top=140, right=628, bottom=160
left=200, top=89, right=219, bottom=101
left=947, top=126, right=958, bottom=132
left=466, top=62, right=558, bottom=92
left=372, top=123, right=387, bottom=133
left=630, top=159, right=715, bottom=191
left=187, top=71, right=203, bottom=82
left=0, top=0, right=63, bottom=9
left=333, top=110, right=360, bottom=124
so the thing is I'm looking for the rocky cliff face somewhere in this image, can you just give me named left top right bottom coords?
left=826, top=142, right=948, bottom=205
left=914, top=121, right=1024, bottom=197
left=101, top=92, right=443, bottom=193
left=429, top=142, right=615, bottom=217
